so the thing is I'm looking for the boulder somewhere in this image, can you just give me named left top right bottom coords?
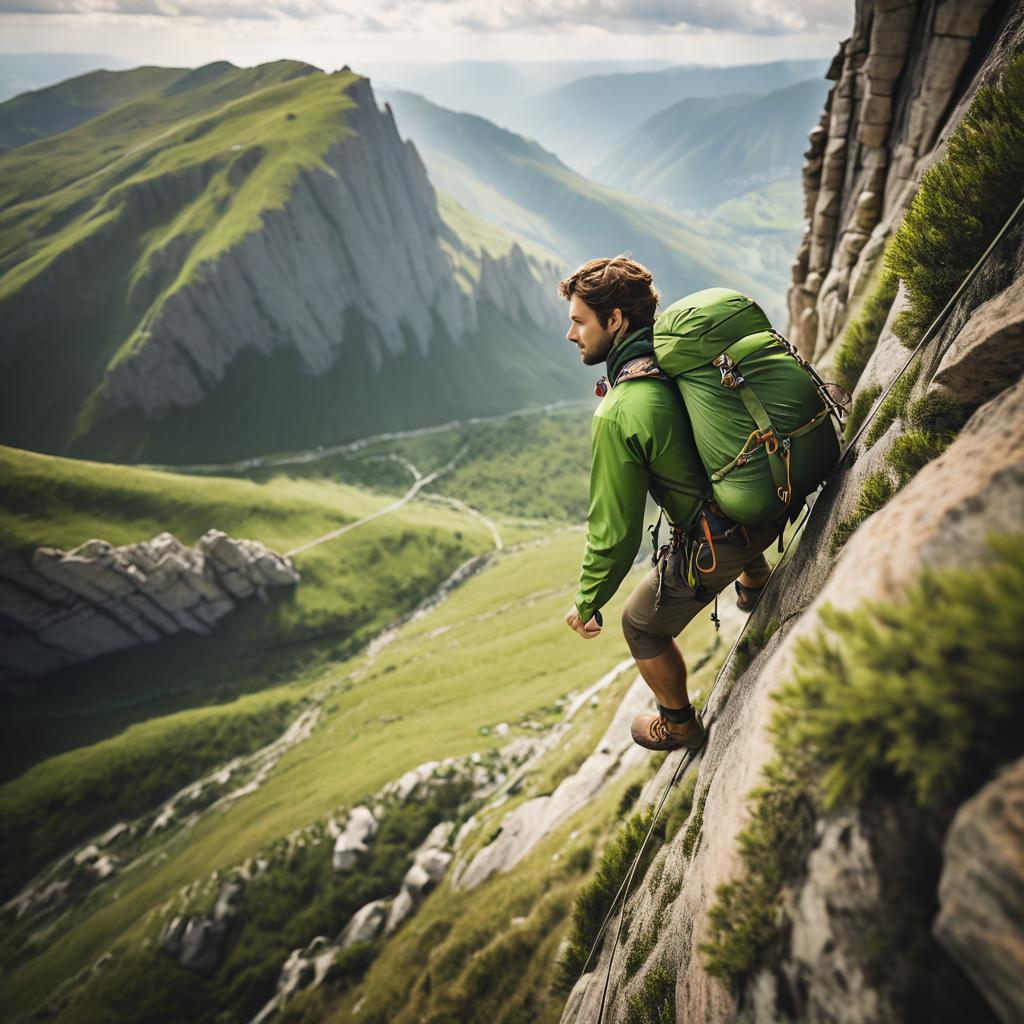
left=332, top=806, right=378, bottom=871
left=0, top=529, right=299, bottom=684
left=934, top=757, right=1024, bottom=1024
left=339, top=899, right=390, bottom=948
left=930, top=275, right=1024, bottom=407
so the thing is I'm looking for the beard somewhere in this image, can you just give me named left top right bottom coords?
left=579, top=331, right=615, bottom=366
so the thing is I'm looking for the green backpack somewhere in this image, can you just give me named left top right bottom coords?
left=653, top=287, right=842, bottom=526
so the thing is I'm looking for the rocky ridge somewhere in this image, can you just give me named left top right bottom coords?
left=0, top=528, right=299, bottom=687
left=787, top=0, right=1005, bottom=360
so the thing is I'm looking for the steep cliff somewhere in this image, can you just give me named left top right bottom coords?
left=0, top=63, right=579, bottom=463
left=561, top=4, right=1024, bottom=1023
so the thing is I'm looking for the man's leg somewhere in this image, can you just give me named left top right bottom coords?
left=620, top=521, right=782, bottom=751
left=634, top=639, right=689, bottom=710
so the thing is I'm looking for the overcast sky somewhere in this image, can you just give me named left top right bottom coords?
left=0, top=0, right=854, bottom=68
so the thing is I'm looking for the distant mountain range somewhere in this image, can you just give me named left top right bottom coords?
left=382, top=88, right=794, bottom=320
left=497, top=59, right=830, bottom=173
left=592, top=77, right=831, bottom=215
left=0, top=61, right=583, bottom=463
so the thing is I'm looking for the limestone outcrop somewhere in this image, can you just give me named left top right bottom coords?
left=454, top=675, right=651, bottom=890
left=0, top=528, right=299, bottom=687
left=787, top=0, right=1007, bottom=360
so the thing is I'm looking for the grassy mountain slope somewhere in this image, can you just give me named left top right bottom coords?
left=500, top=59, right=829, bottom=173
left=0, top=63, right=585, bottom=463
left=383, top=89, right=792, bottom=320
left=592, top=78, right=830, bottom=215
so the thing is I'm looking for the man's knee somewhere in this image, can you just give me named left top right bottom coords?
left=621, top=600, right=672, bottom=661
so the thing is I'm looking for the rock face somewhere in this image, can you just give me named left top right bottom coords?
left=934, top=757, right=1024, bottom=1024
left=560, top=5, right=1024, bottom=1022
left=787, top=0, right=1007, bottom=359
left=0, top=528, right=299, bottom=686
left=99, top=78, right=474, bottom=416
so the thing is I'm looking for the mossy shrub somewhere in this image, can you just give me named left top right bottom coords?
left=832, top=269, right=900, bottom=392
left=830, top=470, right=896, bottom=554
left=556, top=807, right=656, bottom=987
left=844, top=385, right=881, bottom=443
left=779, top=536, right=1024, bottom=808
left=731, top=617, right=780, bottom=678
left=864, top=359, right=921, bottom=449
left=886, top=54, right=1024, bottom=346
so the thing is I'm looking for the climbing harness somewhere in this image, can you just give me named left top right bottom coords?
left=581, top=190, right=1024, bottom=1024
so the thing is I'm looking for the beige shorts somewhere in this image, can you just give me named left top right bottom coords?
left=621, top=520, right=780, bottom=660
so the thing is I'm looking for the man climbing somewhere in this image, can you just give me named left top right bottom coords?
left=561, top=256, right=781, bottom=753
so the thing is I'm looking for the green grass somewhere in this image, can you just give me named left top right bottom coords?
left=311, top=774, right=642, bottom=1024
left=731, top=618, right=780, bottom=678
left=0, top=691, right=299, bottom=903
left=0, top=529, right=651, bottom=1019
left=831, top=269, right=899, bottom=393
left=831, top=367, right=971, bottom=553
left=886, top=54, right=1024, bottom=347
left=55, top=785, right=472, bottom=1024
left=779, top=536, right=1024, bottom=808
left=830, top=470, right=896, bottom=554
left=700, top=537, right=1024, bottom=981
left=555, top=806, right=658, bottom=987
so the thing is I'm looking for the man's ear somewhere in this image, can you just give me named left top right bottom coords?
left=608, top=308, right=623, bottom=333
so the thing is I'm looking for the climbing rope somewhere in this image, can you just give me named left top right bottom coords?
left=582, top=190, right=1024, bottom=1023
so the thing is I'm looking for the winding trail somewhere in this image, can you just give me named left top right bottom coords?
left=283, top=450, right=464, bottom=558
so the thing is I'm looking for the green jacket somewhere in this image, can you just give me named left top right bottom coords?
left=574, top=330, right=710, bottom=624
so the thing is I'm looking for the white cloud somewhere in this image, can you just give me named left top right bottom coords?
left=0, top=0, right=852, bottom=35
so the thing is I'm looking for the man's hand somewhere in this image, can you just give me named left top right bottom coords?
left=566, top=606, right=603, bottom=639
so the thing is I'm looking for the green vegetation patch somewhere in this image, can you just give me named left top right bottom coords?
left=52, top=786, right=469, bottom=1024
left=844, top=385, right=881, bottom=443
left=832, top=374, right=971, bottom=554
left=830, top=470, right=896, bottom=555
left=680, top=783, right=710, bottom=860
left=863, top=359, right=920, bottom=449
left=832, top=269, right=900, bottom=393
left=700, top=538, right=1024, bottom=981
left=556, top=807, right=658, bottom=988
left=0, top=692, right=298, bottom=902
left=731, top=618, right=780, bottom=679
left=624, top=959, right=677, bottom=1024
left=779, top=536, right=1024, bottom=808
left=886, top=54, right=1024, bottom=347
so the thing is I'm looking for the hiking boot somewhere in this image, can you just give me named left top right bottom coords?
left=630, top=707, right=706, bottom=752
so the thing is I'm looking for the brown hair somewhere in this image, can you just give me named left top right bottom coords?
left=558, top=255, right=659, bottom=329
